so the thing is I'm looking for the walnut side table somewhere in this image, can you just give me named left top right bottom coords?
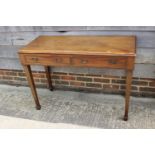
left=18, top=36, right=136, bottom=121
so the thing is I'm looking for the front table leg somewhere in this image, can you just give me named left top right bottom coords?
left=23, top=65, right=41, bottom=110
left=124, top=70, right=133, bottom=121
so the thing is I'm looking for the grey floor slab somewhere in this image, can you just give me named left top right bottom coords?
left=0, top=84, right=155, bottom=128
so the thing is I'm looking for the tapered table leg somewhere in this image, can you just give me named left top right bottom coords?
left=23, top=65, right=41, bottom=110
left=44, top=66, right=53, bottom=91
left=124, top=70, right=133, bottom=121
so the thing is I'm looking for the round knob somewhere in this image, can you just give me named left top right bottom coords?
left=109, top=59, right=117, bottom=64
left=31, top=57, right=38, bottom=61
left=81, top=59, right=88, bottom=64
left=55, top=58, right=62, bottom=63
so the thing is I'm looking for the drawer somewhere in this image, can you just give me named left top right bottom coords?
left=24, top=54, right=70, bottom=66
left=21, top=54, right=127, bottom=69
left=71, top=56, right=127, bottom=69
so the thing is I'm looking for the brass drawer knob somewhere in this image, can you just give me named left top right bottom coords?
left=81, top=59, right=88, bottom=64
left=31, top=57, right=38, bottom=61
left=108, top=59, right=117, bottom=64
left=55, top=58, right=62, bottom=63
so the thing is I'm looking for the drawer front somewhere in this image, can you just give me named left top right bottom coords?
left=24, top=55, right=70, bottom=66
left=21, top=54, right=127, bottom=69
left=71, top=56, right=127, bottom=69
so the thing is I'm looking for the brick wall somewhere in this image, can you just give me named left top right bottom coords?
left=0, top=69, right=155, bottom=98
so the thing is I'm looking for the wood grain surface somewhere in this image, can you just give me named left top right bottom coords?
left=19, top=36, right=136, bottom=56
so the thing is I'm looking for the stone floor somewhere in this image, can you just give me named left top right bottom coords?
left=0, top=84, right=155, bottom=128
left=0, top=114, right=91, bottom=128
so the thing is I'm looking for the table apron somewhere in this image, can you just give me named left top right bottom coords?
left=19, top=54, right=135, bottom=70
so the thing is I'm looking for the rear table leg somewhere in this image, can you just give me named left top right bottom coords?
left=44, top=66, right=53, bottom=91
left=124, top=70, right=133, bottom=121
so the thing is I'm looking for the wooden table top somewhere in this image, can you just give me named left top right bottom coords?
left=19, top=36, right=136, bottom=56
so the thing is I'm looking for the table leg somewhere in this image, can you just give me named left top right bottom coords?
left=44, top=66, right=53, bottom=91
left=23, top=65, right=41, bottom=110
left=124, top=70, right=133, bottom=121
